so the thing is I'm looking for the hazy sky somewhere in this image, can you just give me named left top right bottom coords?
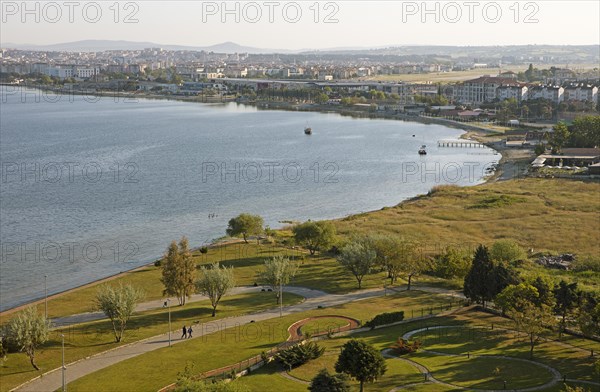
left=2, top=1, right=599, bottom=49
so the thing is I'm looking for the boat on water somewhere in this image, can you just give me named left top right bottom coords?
left=304, top=127, right=312, bottom=135
left=418, top=145, right=427, bottom=155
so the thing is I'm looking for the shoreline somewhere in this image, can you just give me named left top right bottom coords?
left=1, top=93, right=515, bottom=316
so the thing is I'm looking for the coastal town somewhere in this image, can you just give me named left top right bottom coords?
left=1, top=3, right=599, bottom=391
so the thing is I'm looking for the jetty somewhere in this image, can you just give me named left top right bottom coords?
left=438, top=139, right=485, bottom=148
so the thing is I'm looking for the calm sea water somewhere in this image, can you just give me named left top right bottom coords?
left=0, top=88, right=499, bottom=311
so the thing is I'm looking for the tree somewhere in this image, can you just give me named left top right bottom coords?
left=550, top=122, right=570, bottom=153
left=569, top=115, right=600, bottom=148
left=260, top=256, right=298, bottom=304
left=196, top=263, right=236, bottom=317
left=509, top=302, right=556, bottom=358
left=432, top=246, right=471, bottom=279
left=398, top=244, right=429, bottom=291
left=335, top=340, right=387, bottom=392
left=464, top=245, right=519, bottom=306
left=309, top=369, right=351, bottom=392
left=370, top=235, right=422, bottom=286
left=530, top=276, right=555, bottom=308
left=489, top=240, right=526, bottom=264
left=96, top=283, right=144, bottom=343
left=292, top=221, right=335, bottom=255
left=337, top=240, right=376, bottom=289
left=489, top=263, right=520, bottom=299
left=553, top=280, right=579, bottom=336
left=161, top=237, right=196, bottom=306
left=293, top=221, right=336, bottom=255
left=6, top=306, right=51, bottom=370
left=578, top=292, right=600, bottom=338
left=495, top=283, right=540, bottom=315
left=226, top=213, right=264, bottom=243
left=463, top=245, right=494, bottom=307
left=315, top=93, right=330, bottom=104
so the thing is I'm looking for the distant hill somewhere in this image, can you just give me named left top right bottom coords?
left=2, top=41, right=598, bottom=62
left=1, top=40, right=291, bottom=54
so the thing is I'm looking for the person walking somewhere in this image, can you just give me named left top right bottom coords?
left=181, top=325, right=187, bottom=339
left=187, top=326, right=193, bottom=339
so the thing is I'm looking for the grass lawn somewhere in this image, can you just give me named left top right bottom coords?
left=235, top=362, right=308, bottom=392
left=406, top=311, right=600, bottom=382
left=299, top=317, right=350, bottom=336
left=411, top=352, right=554, bottom=390
left=0, top=292, right=304, bottom=392
left=64, top=290, right=454, bottom=391
left=288, top=338, right=424, bottom=391
left=62, top=302, right=599, bottom=391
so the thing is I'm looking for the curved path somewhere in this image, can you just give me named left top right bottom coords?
left=287, top=315, right=360, bottom=341
left=15, top=285, right=449, bottom=392
left=389, top=325, right=596, bottom=392
left=278, top=324, right=598, bottom=392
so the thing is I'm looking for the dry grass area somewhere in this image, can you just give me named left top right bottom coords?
left=334, top=178, right=600, bottom=259
left=364, top=64, right=600, bottom=83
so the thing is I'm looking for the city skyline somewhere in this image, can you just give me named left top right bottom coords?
left=1, top=1, right=599, bottom=50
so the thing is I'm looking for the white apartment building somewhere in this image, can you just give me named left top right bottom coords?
left=563, top=84, right=598, bottom=103
left=496, top=84, right=528, bottom=103
left=524, top=85, right=564, bottom=104
left=454, top=76, right=520, bottom=104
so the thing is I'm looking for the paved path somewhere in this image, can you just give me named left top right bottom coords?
left=16, top=285, right=452, bottom=391
left=51, top=286, right=329, bottom=327
left=397, top=325, right=592, bottom=392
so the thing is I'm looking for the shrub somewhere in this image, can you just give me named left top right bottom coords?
left=154, top=259, right=162, bottom=267
left=428, top=184, right=459, bottom=196
left=199, top=246, right=208, bottom=254
left=364, top=311, right=404, bottom=329
left=390, top=338, right=422, bottom=355
left=276, top=341, right=325, bottom=369
left=260, top=351, right=269, bottom=363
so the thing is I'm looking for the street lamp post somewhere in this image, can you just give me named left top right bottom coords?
left=279, top=282, right=283, bottom=318
left=61, top=334, right=66, bottom=392
left=44, top=275, right=48, bottom=319
left=165, top=299, right=172, bottom=347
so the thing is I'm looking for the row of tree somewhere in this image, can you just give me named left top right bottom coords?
left=3, top=282, right=144, bottom=370
left=549, top=115, right=600, bottom=153
left=336, top=234, right=428, bottom=290
left=463, top=244, right=600, bottom=357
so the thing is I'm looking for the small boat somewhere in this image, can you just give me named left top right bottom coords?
left=418, top=145, right=427, bottom=155
left=304, top=127, right=312, bottom=135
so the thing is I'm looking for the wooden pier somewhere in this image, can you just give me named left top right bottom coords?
left=438, top=139, right=485, bottom=148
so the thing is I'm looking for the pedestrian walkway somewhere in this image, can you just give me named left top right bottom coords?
left=13, top=285, right=460, bottom=392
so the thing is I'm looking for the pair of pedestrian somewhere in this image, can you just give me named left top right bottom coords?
left=181, top=325, right=193, bottom=339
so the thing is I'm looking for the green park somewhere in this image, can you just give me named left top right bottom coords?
left=1, top=178, right=599, bottom=392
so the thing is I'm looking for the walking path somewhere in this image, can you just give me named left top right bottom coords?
left=15, top=285, right=455, bottom=392
left=276, top=324, right=598, bottom=392
left=51, top=286, right=329, bottom=327
left=394, top=325, right=598, bottom=392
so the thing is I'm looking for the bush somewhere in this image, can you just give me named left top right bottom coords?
left=199, top=246, right=208, bottom=254
left=428, top=184, right=459, bottom=196
left=309, top=369, right=350, bottom=392
left=390, top=338, right=422, bottom=355
left=364, top=311, right=404, bottom=329
left=276, top=341, right=325, bottom=369
left=572, top=257, right=600, bottom=272
left=154, top=259, right=162, bottom=267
